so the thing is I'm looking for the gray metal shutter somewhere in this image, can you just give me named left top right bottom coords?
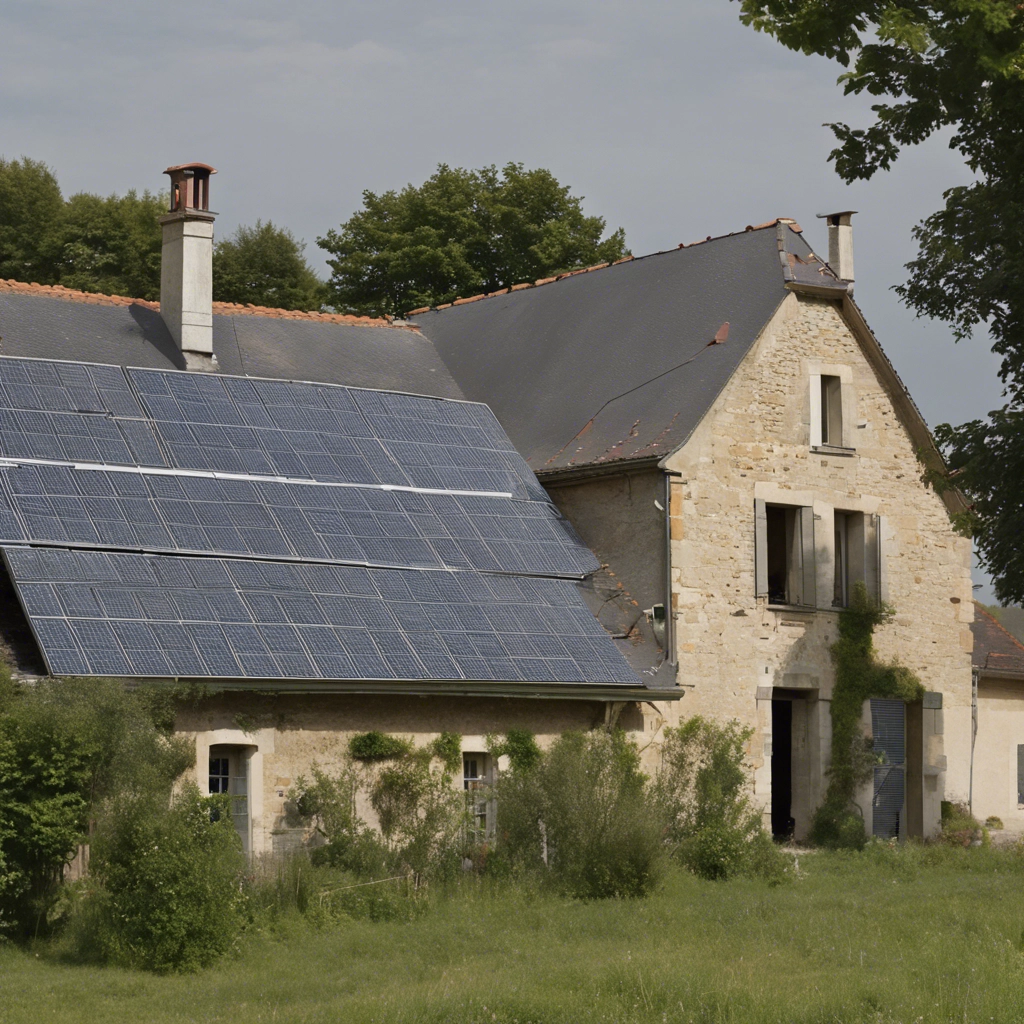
left=799, top=505, right=816, bottom=607
left=871, top=698, right=906, bottom=838
left=755, top=499, right=768, bottom=598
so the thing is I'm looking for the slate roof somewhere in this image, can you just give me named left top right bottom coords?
left=412, top=221, right=847, bottom=472
left=0, top=282, right=463, bottom=400
left=972, top=604, right=1024, bottom=678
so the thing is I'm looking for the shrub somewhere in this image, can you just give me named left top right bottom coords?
left=939, top=802, right=987, bottom=848
left=293, top=738, right=468, bottom=886
left=84, top=784, right=246, bottom=973
left=348, top=731, right=412, bottom=761
left=653, top=716, right=787, bottom=882
left=0, top=674, right=192, bottom=938
left=293, top=762, right=390, bottom=877
left=494, top=729, right=664, bottom=899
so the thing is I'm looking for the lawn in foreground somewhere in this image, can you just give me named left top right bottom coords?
left=2, top=845, right=1023, bottom=1024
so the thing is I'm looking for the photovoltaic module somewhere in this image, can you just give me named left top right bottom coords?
left=0, top=356, right=640, bottom=687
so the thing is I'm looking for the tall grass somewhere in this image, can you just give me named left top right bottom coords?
left=4, top=842, right=1024, bottom=1023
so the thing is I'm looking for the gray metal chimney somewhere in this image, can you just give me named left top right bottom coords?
left=817, top=210, right=856, bottom=290
left=160, top=163, right=218, bottom=371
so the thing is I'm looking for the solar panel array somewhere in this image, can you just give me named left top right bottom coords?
left=0, top=355, right=638, bottom=687
left=3, top=547, right=636, bottom=683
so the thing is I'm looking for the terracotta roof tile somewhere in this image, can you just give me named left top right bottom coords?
left=0, top=279, right=413, bottom=330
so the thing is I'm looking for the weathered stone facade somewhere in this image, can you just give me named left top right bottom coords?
left=660, top=291, right=973, bottom=837
left=177, top=692, right=632, bottom=856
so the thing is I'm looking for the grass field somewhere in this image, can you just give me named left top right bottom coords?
left=2, top=844, right=1024, bottom=1024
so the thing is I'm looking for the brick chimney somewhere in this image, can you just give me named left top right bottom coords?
left=817, top=210, right=856, bottom=291
left=160, top=163, right=218, bottom=371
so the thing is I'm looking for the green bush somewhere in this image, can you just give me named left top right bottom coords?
left=348, top=731, right=412, bottom=761
left=653, top=716, right=788, bottom=883
left=293, top=738, right=468, bottom=886
left=494, top=729, right=664, bottom=898
left=0, top=674, right=192, bottom=938
left=83, top=784, right=246, bottom=973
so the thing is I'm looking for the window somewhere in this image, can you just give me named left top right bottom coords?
left=834, top=511, right=882, bottom=607
left=209, top=757, right=230, bottom=794
left=810, top=372, right=851, bottom=449
left=1018, top=745, right=1024, bottom=805
left=463, top=753, right=492, bottom=838
left=833, top=512, right=849, bottom=608
left=755, top=500, right=815, bottom=607
left=209, top=746, right=251, bottom=855
left=820, top=375, right=843, bottom=447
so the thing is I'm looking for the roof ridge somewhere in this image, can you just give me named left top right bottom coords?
left=974, top=601, right=1024, bottom=654
left=0, top=279, right=412, bottom=331
left=405, top=218, right=806, bottom=317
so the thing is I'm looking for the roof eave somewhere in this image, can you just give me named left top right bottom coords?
left=115, top=676, right=682, bottom=701
left=535, top=455, right=662, bottom=485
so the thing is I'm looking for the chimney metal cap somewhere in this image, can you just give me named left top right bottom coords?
left=164, top=163, right=217, bottom=214
left=816, top=210, right=858, bottom=226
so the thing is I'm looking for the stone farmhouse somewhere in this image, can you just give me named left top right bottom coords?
left=413, top=215, right=975, bottom=840
left=0, top=162, right=985, bottom=848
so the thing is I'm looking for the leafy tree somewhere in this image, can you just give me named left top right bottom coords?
left=0, top=157, right=63, bottom=284
left=212, top=220, right=325, bottom=311
left=0, top=673, right=192, bottom=938
left=56, top=190, right=165, bottom=300
left=317, top=162, right=628, bottom=316
left=734, top=0, right=1024, bottom=601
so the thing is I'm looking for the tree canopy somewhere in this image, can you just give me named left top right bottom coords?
left=317, top=162, right=628, bottom=317
left=212, top=220, right=324, bottom=310
left=735, top=0, right=1024, bottom=602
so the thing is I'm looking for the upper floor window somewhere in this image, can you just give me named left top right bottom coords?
left=755, top=500, right=815, bottom=608
left=810, top=370, right=854, bottom=450
left=820, top=375, right=843, bottom=446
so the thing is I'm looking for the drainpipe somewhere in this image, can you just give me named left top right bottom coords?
left=664, top=471, right=676, bottom=666
left=969, top=666, right=979, bottom=814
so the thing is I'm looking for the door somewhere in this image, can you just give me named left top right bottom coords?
left=209, top=744, right=251, bottom=855
left=870, top=699, right=906, bottom=839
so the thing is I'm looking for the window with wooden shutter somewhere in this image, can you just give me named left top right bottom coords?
left=1017, top=744, right=1024, bottom=805
left=756, top=501, right=816, bottom=607
left=843, top=512, right=882, bottom=605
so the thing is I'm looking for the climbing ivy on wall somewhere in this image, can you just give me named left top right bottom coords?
left=810, top=582, right=924, bottom=849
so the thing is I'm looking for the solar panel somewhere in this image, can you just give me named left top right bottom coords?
left=3, top=547, right=638, bottom=685
left=0, top=463, right=598, bottom=575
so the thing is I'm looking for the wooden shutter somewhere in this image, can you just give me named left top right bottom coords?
left=1018, top=744, right=1024, bottom=805
left=864, top=513, right=881, bottom=604
left=809, top=375, right=823, bottom=448
left=754, top=499, right=768, bottom=598
left=799, top=505, right=816, bottom=607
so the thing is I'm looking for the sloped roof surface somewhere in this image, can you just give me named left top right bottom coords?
left=0, top=288, right=463, bottom=399
left=972, top=604, right=1024, bottom=677
left=413, top=224, right=841, bottom=470
left=0, top=354, right=644, bottom=691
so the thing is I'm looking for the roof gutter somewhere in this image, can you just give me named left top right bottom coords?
left=535, top=456, right=661, bottom=486
left=130, top=677, right=684, bottom=702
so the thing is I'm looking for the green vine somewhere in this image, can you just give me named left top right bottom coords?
left=810, top=582, right=924, bottom=849
left=348, top=731, right=413, bottom=761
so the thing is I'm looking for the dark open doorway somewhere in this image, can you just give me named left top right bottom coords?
left=771, top=699, right=794, bottom=840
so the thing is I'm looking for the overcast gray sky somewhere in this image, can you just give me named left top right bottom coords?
left=0, top=0, right=1006, bottom=597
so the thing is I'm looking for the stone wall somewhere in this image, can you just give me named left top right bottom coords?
left=176, top=692, right=617, bottom=856
left=974, top=679, right=1024, bottom=832
left=660, top=291, right=973, bottom=837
